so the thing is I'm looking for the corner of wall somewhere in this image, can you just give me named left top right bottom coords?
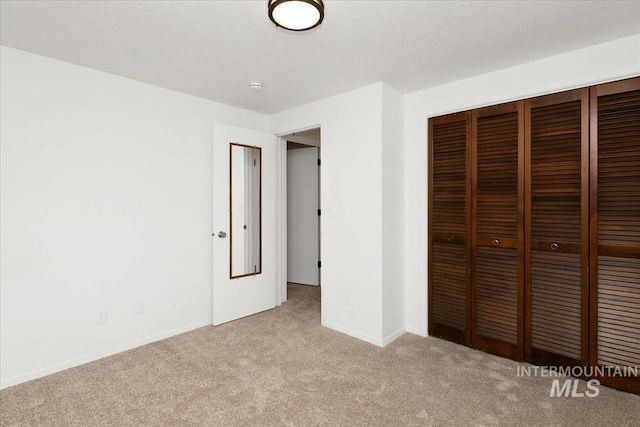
left=381, top=84, right=406, bottom=341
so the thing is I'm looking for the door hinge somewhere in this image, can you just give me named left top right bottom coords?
left=318, top=261, right=321, bottom=268
left=317, top=209, right=321, bottom=216
left=317, top=159, right=321, bottom=166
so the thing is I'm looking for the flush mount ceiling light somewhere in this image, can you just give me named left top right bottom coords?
left=268, top=0, right=324, bottom=31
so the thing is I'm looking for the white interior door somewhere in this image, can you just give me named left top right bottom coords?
left=287, top=146, right=320, bottom=286
left=213, top=124, right=275, bottom=325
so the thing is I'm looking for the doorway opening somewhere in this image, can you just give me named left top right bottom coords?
left=280, top=127, right=321, bottom=304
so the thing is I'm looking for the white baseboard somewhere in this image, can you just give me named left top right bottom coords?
left=382, top=327, right=406, bottom=347
left=322, top=320, right=385, bottom=347
left=322, top=321, right=406, bottom=348
left=322, top=320, right=406, bottom=347
left=405, top=325, right=428, bottom=337
left=0, top=319, right=211, bottom=390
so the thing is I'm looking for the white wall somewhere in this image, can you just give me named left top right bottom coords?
left=287, top=146, right=320, bottom=286
left=404, top=34, right=640, bottom=336
left=0, top=46, right=269, bottom=389
left=271, top=83, right=405, bottom=346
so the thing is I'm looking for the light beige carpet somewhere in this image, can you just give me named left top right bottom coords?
left=1, top=283, right=639, bottom=426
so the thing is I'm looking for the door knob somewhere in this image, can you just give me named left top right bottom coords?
left=218, top=231, right=227, bottom=238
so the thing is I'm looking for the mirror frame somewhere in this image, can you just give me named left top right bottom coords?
left=229, top=142, right=262, bottom=279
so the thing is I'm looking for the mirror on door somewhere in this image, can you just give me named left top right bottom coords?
left=230, top=143, right=262, bottom=278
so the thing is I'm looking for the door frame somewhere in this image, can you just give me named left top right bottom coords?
left=274, top=124, right=323, bottom=305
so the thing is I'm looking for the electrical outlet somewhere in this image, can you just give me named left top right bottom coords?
left=97, top=308, right=107, bottom=324
left=133, top=299, right=143, bottom=315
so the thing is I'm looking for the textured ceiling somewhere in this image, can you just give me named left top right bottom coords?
left=1, top=1, right=640, bottom=114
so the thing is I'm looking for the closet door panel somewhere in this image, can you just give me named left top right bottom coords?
left=471, top=102, right=524, bottom=360
left=475, top=246, right=519, bottom=345
left=432, top=242, right=467, bottom=333
left=591, top=77, right=640, bottom=394
left=525, top=89, right=589, bottom=366
left=529, top=251, right=582, bottom=361
left=597, top=256, right=640, bottom=368
left=429, top=112, right=470, bottom=344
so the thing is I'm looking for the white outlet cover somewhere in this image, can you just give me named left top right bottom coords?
left=133, top=299, right=143, bottom=314
left=97, top=308, right=107, bottom=324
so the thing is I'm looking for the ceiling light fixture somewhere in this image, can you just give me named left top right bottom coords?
left=268, top=0, right=324, bottom=32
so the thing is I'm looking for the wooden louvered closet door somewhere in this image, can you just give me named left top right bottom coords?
left=427, top=76, right=640, bottom=396
left=428, top=112, right=470, bottom=345
left=590, top=77, right=640, bottom=394
left=471, top=102, right=524, bottom=360
left=524, top=89, right=589, bottom=367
